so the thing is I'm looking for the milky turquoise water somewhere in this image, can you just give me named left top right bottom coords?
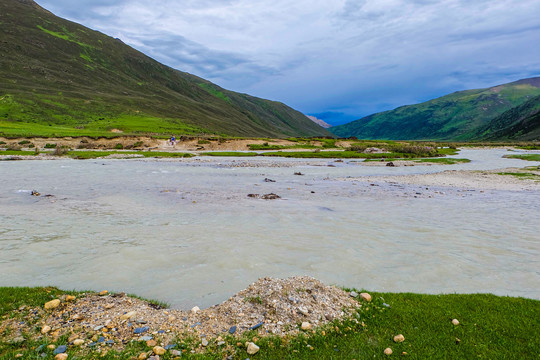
left=0, top=149, right=538, bottom=308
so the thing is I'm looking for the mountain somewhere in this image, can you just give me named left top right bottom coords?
left=306, top=115, right=332, bottom=129
left=477, top=94, right=540, bottom=141
left=331, top=77, right=540, bottom=141
left=0, top=0, right=331, bottom=138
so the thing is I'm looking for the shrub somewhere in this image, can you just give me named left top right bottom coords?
left=44, top=143, right=57, bottom=148
left=114, top=143, right=123, bottom=150
left=18, top=140, right=31, bottom=145
left=53, top=146, right=69, bottom=156
left=198, top=140, right=211, bottom=145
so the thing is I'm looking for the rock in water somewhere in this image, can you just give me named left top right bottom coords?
left=44, top=299, right=61, bottom=310
left=247, top=342, right=260, bottom=355
left=393, top=334, right=405, bottom=343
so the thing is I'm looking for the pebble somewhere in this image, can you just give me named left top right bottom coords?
left=301, top=322, right=312, bottom=330
left=134, top=326, right=150, bottom=334
left=94, top=325, right=104, bottom=331
left=229, top=325, right=237, bottom=334
left=138, top=353, right=147, bottom=360
left=54, top=354, right=68, bottom=360
left=250, top=322, right=264, bottom=330
left=350, top=291, right=358, bottom=298
left=201, top=338, right=209, bottom=346
left=139, top=336, right=153, bottom=341
left=47, top=345, right=56, bottom=350
left=393, top=334, right=405, bottom=343
left=99, top=290, right=108, bottom=296
left=41, top=325, right=51, bottom=334
left=15, top=354, right=23, bottom=358
left=73, top=339, right=84, bottom=346
left=120, top=311, right=137, bottom=320
left=246, top=342, right=260, bottom=355
left=147, top=340, right=157, bottom=347
left=191, top=306, right=200, bottom=314
left=298, top=306, right=309, bottom=316
left=452, top=319, right=460, bottom=326
left=65, top=295, right=76, bottom=302
left=360, top=293, right=372, bottom=302
left=53, top=345, right=67, bottom=354
left=170, top=350, right=181, bottom=356
left=384, top=347, right=393, bottom=355
left=44, top=299, right=61, bottom=310
left=153, top=346, right=166, bottom=355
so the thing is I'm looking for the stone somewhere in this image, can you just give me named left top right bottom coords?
left=360, top=293, right=372, bottom=302
left=386, top=162, right=395, bottom=167
left=138, top=353, right=147, bottom=360
left=393, top=334, right=405, bottom=343
left=170, top=350, right=181, bottom=356
left=190, top=306, right=200, bottom=314
left=250, top=322, right=264, bottom=330
left=47, top=345, right=56, bottom=350
left=301, top=322, right=312, bottom=331
left=134, top=326, right=150, bottom=334
left=384, top=347, right=393, bottom=355
left=41, top=325, right=51, bottom=334
left=201, top=338, right=209, bottom=347
left=298, top=306, right=309, bottom=316
left=65, top=295, right=76, bottom=302
left=229, top=325, right=237, bottom=334
left=54, top=354, right=68, bottom=360
left=452, top=319, right=460, bottom=326
left=15, top=354, right=23, bottom=358
left=94, top=325, right=104, bottom=331
left=99, top=290, right=108, bottom=296
left=54, top=345, right=67, bottom=354
left=44, top=299, right=61, bottom=310
left=105, top=303, right=115, bottom=309
left=168, top=315, right=176, bottom=322
left=139, top=336, right=153, bottom=341
left=153, top=346, right=166, bottom=355
left=246, top=342, right=260, bottom=355
left=146, top=340, right=157, bottom=347
left=350, top=291, right=358, bottom=298
left=120, top=311, right=137, bottom=320
left=73, top=339, right=84, bottom=346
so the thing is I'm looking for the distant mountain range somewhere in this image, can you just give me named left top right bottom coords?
left=0, top=0, right=331, bottom=138
left=331, top=78, right=540, bottom=141
left=306, top=115, right=332, bottom=129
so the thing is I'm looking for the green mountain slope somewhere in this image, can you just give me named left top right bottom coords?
left=331, top=78, right=540, bottom=140
left=477, top=95, right=540, bottom=141
left=0, top=0, right=331, bottom=138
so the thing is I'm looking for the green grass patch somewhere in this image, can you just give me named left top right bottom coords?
left=67, top=151, right=193, bottom=159
left=201, top=152, right=258, bottom=157
left=416, top=158, right=471, bottom=164
left=0, top=150, right=37, bottom=156
left=0, top=287, right=538, bottom=359
left=497, top=172, right=539, bottom=181
left=503, top=154, right=540, bottom=161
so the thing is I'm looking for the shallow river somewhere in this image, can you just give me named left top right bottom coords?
left=1, top=149, right=539, bottom=308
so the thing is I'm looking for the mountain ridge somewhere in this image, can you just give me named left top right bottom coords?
left=330, top=77, right=540, bottom=141
left=0, top=0, right=331, bottom=138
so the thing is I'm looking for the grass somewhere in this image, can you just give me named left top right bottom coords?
left=415, top=158, right=471, bottom=164
left=502, top=154, right=540, bottom=161
left=67, top=151, right=193, bottom=159
left=0, top=287, right=538, bottom=359
left=497, top=172, right=539, bottom=181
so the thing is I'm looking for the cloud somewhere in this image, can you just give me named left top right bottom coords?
left=35, top=0, right=540, bottom=123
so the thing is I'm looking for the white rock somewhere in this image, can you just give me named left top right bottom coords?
left=120, top=311, right=137, bottom=320
left=452, top=319, right=460, bottom=326
left=201, top=338, right=209, bottom=346
left=393, top=334, right=405, bottom=343
left=153, top=346, right=166, bottom=355
left=301, top=322, right=312, bottom=330
left=73, top=339, right=84, bottom=346
left=384, top=347, right=393, bottom=355
left=298, top=306, right=309, bottom=315
left=191, top=306, right=200, bottom=314
left=41, top=325, right=51, bottom=334
left=247, top=342, right=260, bottom=355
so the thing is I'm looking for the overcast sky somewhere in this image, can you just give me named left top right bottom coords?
left=35, top=0, right=540, bottom=125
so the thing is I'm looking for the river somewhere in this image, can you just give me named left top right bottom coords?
left=0, top=148, right=538, bottom=308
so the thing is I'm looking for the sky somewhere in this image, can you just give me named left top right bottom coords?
left=35, top=0, right=540, bottom=126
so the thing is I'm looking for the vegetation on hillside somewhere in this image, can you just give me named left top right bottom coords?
left=0, top=0, right=331, bottom=138
left=330, top=78, right=540, bottom=141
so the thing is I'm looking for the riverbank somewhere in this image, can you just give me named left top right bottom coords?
left=1, top=279, right=538, bottom=359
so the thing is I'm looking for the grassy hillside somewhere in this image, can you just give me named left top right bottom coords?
left=331, top=78, right=540, bottom=140
left=477, top=94, right=540, bottom=141
left=0, top=0, right=331, bottom=138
